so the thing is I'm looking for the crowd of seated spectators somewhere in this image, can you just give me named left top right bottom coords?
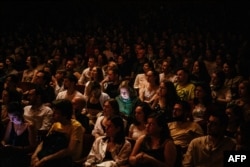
left=0, top=1, right=249, bottom=167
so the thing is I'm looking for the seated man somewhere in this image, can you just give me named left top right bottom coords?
left=168, top=100, right=204, bottom=153
left=31, top=99, right=85, bottom=167
left=24, top=86, right=54, bottom=132
left=183, top=109, right=236, bottom=167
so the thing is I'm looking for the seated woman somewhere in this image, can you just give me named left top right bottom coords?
left=235, top=121, right=250, bottom=151
left=115, top=80, right=140, bottom=119
left=21, top=56, right=38, bottom=82
left=151, top=81, right=180, bottom=121
left=92, top=98, right=124, bottom=139
left=84, top=81, right=110, bottom=129
left=225, top=104, right=243, bottom=138
left=139, top=69, right=159, bottom=104
left=129, top=113, right=177, bottom=167
left=0, top=101, right=36, bottom=167
left=84, top=116, right=132, bottom=167
left=31, top=99, right=85, bottom=167
left=128, top=102, right=152, bottom=140
left=1, top=88, right=22, bottom=133
left=191, top=82, right=214, bottom=133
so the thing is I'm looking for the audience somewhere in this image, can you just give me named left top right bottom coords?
left=0, top=2, right=248, bottom=166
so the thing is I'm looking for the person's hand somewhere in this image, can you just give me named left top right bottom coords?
left=33, top=157, right=47, bottom=167
left=136, top=152, right=145, bottom=163
left=30, top=156, right=40, bottom=167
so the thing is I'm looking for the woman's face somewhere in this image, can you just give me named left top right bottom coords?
left=146, top=71, right=155, bottom=83
left=120, top=88, right=130, bottom=100
left=135, top=106, right=145, bottom=123
left=2, top=90, right=9, bottom=104
left=223, top=63, right=230, bottom=74
left=192, top=61, right=200, bottom=74
left=143, top=63, right=150, bottom=73
left=8, top=113, right=22, bottom=125
left=146, top=117, right=161, bottom=135
left=117, top=56, right=124, bottom=64
left=91, top=67, right=97, bottom=78
left=26, top=56, right=31, bottom=66
left=159, top=82, right=167, bottom=96
left=103, top=101, right=113, bottom=117
left=105, top=120, right=120, bottom=138
left=238, top=83, right=246, bottom=97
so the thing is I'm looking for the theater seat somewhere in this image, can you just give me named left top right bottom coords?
left=73, top=133, right=95, bottom=167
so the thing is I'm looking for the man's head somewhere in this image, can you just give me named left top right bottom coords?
left=88, top=56, right=96, bottom=69
left=27, top=86, right=44, bottom=105
left=172, top=100, right=191, bottom=122
left=207, top=109, right=228, bottom=138
left=65, top=59, right=75, bottom=71
left=176, top=67, right=190, bottom=85
left=63, top=72, right=78, bottom=89
left=34, top=70, right=51, bottom=86
left=52, top=99, right=73, bottom=121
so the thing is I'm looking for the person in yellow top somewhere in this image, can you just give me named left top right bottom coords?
left=31, top=99, right=85, bottom=167
left=175, top=68, right=195, bottom=102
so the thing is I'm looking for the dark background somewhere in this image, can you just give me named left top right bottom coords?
left=0, top=1, right=249, bottom=34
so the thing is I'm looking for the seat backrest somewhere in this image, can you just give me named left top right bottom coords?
left=81, top=134, right=95, bottom=158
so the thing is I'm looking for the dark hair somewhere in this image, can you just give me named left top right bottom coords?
left=147, top=112, right=172, bottom=144
left=133, top=102, right=152, bottom=125
left=162, top=81, right=180, bottom=107
left=108, top=115, right=125, bottom=144
left=37, top=70, right=52, bottom=85
left=29, top=56, right=38, bottom=69
left=176, top=67, right=191, bottom=82
left=213, top=70, right=225, bottom=89
left=6, top=57, right=15, bottom=64
left=29, top=85, right=46, bottom=103
left=90, top=80, right=101, bottom=90
left=2, top=89, right=22, bottom=103
left=193, top=82, right=213, bottom=106
left=226, top=103, right=243, bottom=123
left=223, top=60, right=238, bottom=76
left=94, top=66, right=104, bottom=82
left=238, top=121, right=250, bottom=150
left=5, top=74, right=19, bottom=84
left=7, top=101, right=24, bottom=119
left=64, top=72, right=78, bottom=84
left=104, top=98, right=120, bottom=115
left=209, top=108, right=229, bottom=129
left=147, top=69, right=160, bottom=85
left=192, top=60, right=211, bottom=83
left=174, top=100, right=192, bottom=121
left=52, top=99, right=73, bottom=120
left=144, top=60, right=155, bottom=71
